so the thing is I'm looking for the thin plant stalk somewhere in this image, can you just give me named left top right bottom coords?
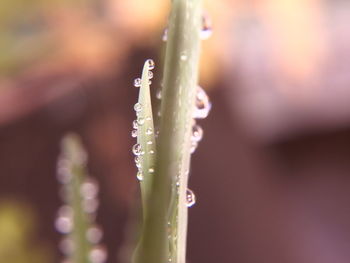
left=135, top=0, right=202, bottom=263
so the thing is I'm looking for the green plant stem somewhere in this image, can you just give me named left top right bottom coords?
left=61, top=134, right=91, bottom=263
left=139, top=0, right=202, bottom=263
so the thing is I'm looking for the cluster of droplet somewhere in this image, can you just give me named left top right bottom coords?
left=56, top=156, right=107, bottom=263
left=132, top=59, right=155, bottom=181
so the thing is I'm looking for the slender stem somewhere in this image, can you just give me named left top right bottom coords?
left=139, top=0, right=202, bottom=263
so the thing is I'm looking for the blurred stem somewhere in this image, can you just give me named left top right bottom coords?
left=139, top=0, right=202, bottom=263
left=61, top=134, right=91, bottom=263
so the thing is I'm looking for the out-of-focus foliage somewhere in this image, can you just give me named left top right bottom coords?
left=0, top=200, right=52, bottom=263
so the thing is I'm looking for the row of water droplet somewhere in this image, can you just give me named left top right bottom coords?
left=131, top=11, right=212, bottom=209
left=132, top=59, right=155, bottom=182
left=56, top=156, right=107, bottom=263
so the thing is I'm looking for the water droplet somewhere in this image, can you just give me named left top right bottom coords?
left=135, top=156, right=142, bottom=168
left=136, top=171, right=144, bottom=181
left=134, top=102, right=142, bottom=112
left=132, top=120, right=138, bottom=129
left=149, top=150, right=155, bottom=154
left=146, top=59, right=155, bottom=70
left=162, top=28, right=168, bottom=41
left=132, top=144, right=143, bottom=156
left=145, top=116, right=152, bottom=121
left=200, top=14, right=213, bottom=40
left=190, top=141, right=198, bottom=154
left=180, top=53, right=187, bottom=61
left=186, top=188, right=196, bottom=207
left=148, top=71, right=153, bottom=79
left=81, top=177, right=99, bottom=199
left=131, top=129, right=138, bottom=138
left=59, top=237, right=74, bottom=255
left=145, top=128, right=153, bottom=135
left=148, top=168, right=155, bottom=173
left=191, top=124, right=203, bottom=142
left=55, top=216, right=73, bottom=234
left=137, top=117, right=145, bottom=126
left=147, top=141, right=153, bottom=145
left=134, top=78, right=141, bottom=87
left=57, top=159, right=72, bottom=184
left=156, top=89, right=162, bottom=99
left=58, top=205, right=73, bottom=218
left=82, top=198, right=99, bottom=213
left=89, top=245, right=107, bottom=263
left=86, top=226, right=103, bottom=244
left=193, top=86, right=211, bottom=119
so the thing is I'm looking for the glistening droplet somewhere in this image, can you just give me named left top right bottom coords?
left=146, top=128, right=153, bottom=135
left=146, top=59, right=155, bottom=70
left=135, top=156, right=142, bottom=169
left=193, top=86, right=211, bottom=119
left=162, top=28, right=168, bottom=41
left=186, top=188, right=196, bottom=207
left=137, top=171, right=144, bottom=181
left=131, top=130, right=137, bottom=138
left=200, top=14, right=213, bottom=40
left=132, top=120, right=138, bottom=129
left=137, top=117, right=145, bottom=126
left=59, top=237, right=74, bottom=255
left=132, top=143, right=143, bottom=156
left=134, top=78, right=141, bottom=87
left=55, top=216, right=73, bottom=234
left=191, top=124, right=203, bottom=142
left=148, top=71, right=154, bottom=79
left=156, top=89, right=162, bottom=99
left=180, top=53, right=187, bottom=61
left=86, top=226, right=103, bottom=244
left=134, top=103, right=142, bottom=112
left=80, top=177, right=99, bottom=199
left=190, top=141, right=198, bottom=154
left=89, top=245, right=107, bottom=263
left=82, top=198, right=99, bottom=214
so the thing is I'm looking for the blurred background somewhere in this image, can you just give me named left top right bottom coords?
left=2, top=0, right=350, bottom=262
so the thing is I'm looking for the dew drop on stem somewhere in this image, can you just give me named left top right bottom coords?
left=134, top=102, right=142, bottom=112
left=132, top=143, right=144, bottom=156
left=137, top=117, right=145, bottom=126
left=191, top=123, right=203, bottom=142
left=156, top=89, right=162, bottom=99
left=132, top=120, right=138, bottom=129
left=80, top=177, right=99, bottom=199
left=193, top=86, right=211, bottom=119
left=200, top=14, right=213, bottom=40
left=137, top=171, right=144, bottom=181
left=190, top=141, right=198, bottom=154
left=134, top=78, right=141, bottom=87
left=162, top=28, right=168, bottom=41
left=146, top=59, right=155, bottom=70
left=131, top=129, right=138, bottom=138
left=86, top=225, right=103, bottom=244
left=89, top=245, right=107, bottom=263
left=186, top=188, right=196, bottom=207
left=55, top=216, right=73, bottom=234
left=59, top=237, right=75, bottom=255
